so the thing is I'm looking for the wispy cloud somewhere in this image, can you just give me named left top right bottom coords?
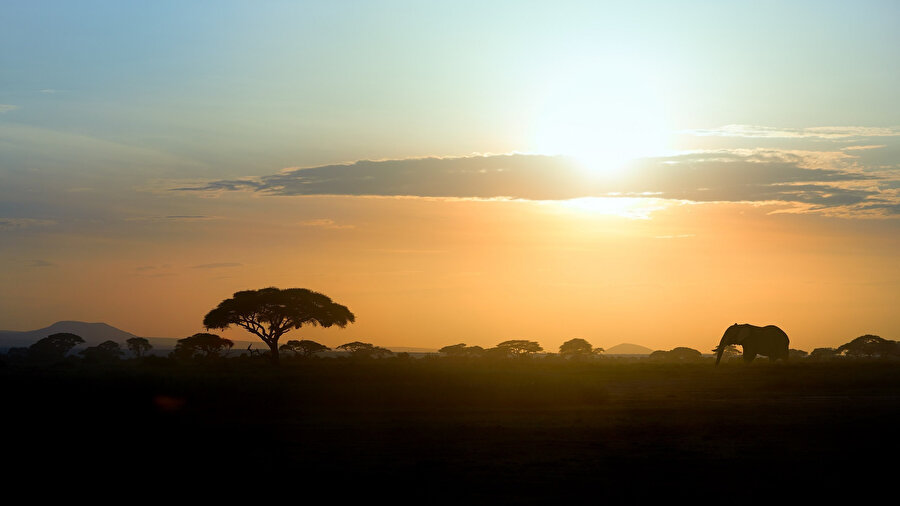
left=30, top=259, right=55, bottom=268
left=0, top=218, right=56, bottom=231
left=0, top=104, right=19, bottom=113
left=685, top=125, right=900, bottom=139
left=191, top=262, right=242, bottom=269
left=297, top=219, right=355, bottom=229
left=842, top=145, right=887, bottom=151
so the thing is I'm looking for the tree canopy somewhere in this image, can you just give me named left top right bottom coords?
left=649, top=347, right=703, bottom=362
left=203, top=287, right=355, bottom=364
left=126, top=337, right=153, bottom=358
left=559, top=338, right=594, bottom=357
left=439, top=343, right=485, bottom=358
left=279, top=339, right=330, bottom=357
left=836, top=335, right=899, bottom=359
left=28, top=333, right=85, bottom=362
left=494, top=340, right=543, bottom=357
left=80, top=340, right=124, bottom=362
left=172, top=333, right=234, bottom=360
left=336, top=341, right=393, bottom=359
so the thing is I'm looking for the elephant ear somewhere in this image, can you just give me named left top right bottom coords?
left=735, top=325, right=751, bottom=345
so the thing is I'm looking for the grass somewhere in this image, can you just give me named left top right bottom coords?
left=4, top=357, right=899, bottom=502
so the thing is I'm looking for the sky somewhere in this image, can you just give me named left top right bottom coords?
left=2, top=1, right=899, bottom=352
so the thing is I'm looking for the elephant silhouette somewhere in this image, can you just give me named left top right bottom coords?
left=714, top=323, right=789, bottom=365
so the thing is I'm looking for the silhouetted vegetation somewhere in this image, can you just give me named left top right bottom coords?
left=492, top=339, right=543, bottom=357
left=649, top=347, right=703, bottom=362
left=171, top=333, right=234, bottom=360
left=26, top=332, right=85, bottom=362
left=80, top=340, right=123, bottom=362
left=279, top=339, right=330, bottom=357
left=336, top=341, right=393, bottom=359
left=836, top=334, right=899, bottom=359
left=126, top=337, right=152, bottom=358
left=202, top=287, right=355, bottom=364
left=789, top=348, right=809, bottom=359
left=810, top=347, right=839, bottom=361
left=558, top=337, right=605, bottom=360
left=438, top=343, right=485, bottom=357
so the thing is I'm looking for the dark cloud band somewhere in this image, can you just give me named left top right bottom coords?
left=176, top=152, right=896, bottom=215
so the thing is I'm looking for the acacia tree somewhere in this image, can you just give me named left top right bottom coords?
left=28, top=333, right=85, bottom=362
left=173, top=333, right=234, bottom=360
left=439, top=343, right=485, bottom=358
left=559, top=338, right=594, bottom=358
left=337, top=341, right=392, bottom=359
left=80, top=340, right=124, bottom=362
left=203, top=287, right=355, bottom=364
left=494, top=339, right=543, bottom=357
left=126, top=337, right=153, bottom=358
left=280, top=339, right=330, bottom=358
left=836, top=335, right=899, bottom=359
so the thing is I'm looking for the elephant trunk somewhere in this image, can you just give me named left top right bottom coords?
left=714, top=338, right=727, bottom=366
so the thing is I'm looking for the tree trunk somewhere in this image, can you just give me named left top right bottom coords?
left=268, top=340, right=280, bottom=365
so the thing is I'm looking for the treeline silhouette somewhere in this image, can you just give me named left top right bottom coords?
left=4, top=331, right=899, bottom=368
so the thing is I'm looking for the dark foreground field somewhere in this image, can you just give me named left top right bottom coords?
left=5, top=358, right=900, bottom=503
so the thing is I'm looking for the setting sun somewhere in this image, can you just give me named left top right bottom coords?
left=531, top=64, right=671, bottom=174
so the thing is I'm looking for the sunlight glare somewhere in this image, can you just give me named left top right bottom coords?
left=532, top=66, right=670, bottom=176
left=548, top=197, right=670, bottom=220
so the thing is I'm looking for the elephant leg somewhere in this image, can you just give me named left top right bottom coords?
left=743, top=352, right=757, bottom=363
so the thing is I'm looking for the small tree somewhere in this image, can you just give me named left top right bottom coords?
left=172, top=333, right=234, bottom=360
left=126, top=337, right=153, bottom=358
left=336, top=341, right=393, bottom=359
left=439, top=343, right=485, bottom=358
left=809, top=347, right=838, bottom=361
left=279, top=339, right=330, bottom=358
left=650, top=347, right=702, bottom=362
left=203, top=287, right=354, bottom=364
left=789, top=348, right=809, bottom=359
left=559, top=338, right=594, bottom=358
left=494, top=340, right=543, bottom=357
left=836, top=335, right=899, bottom=359
left=28, top=333, right=85, bottom=362
left=81, top=340, right=124, bottom=362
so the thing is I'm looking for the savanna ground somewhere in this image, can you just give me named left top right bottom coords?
left=5, top=357, right=899, bottom=503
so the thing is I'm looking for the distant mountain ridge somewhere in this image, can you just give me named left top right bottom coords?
left=0, top=320, right=253, bottom=351
left=0, top=321, right=142, bottom=348
left=605, top=343, right=654, bottom=355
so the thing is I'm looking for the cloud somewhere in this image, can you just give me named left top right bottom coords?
left=297, top=219, right=355, bottom=229
left=191, top=262, right=242, bottom=269
left=178, top=154, right=589, bottom=200
left=685, top=125, right=900, bottom=139
left=30, top=259, right=55, bottom=268
left=842, top=145, right=887, bottom=151
left=0, top=104, right=18, bottom=113
left=0, top=218, right=56, bottom=231
left=177, top=150, right=899, bottom=217
left=124, top=215, right=218, bottom=222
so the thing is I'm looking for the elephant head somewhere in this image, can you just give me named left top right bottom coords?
left=714, top=323, right=790, bottom=365
left=714, top=323, right=746, bottom=365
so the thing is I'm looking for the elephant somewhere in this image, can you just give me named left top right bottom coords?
left=714, top=323, right=789, bottom=365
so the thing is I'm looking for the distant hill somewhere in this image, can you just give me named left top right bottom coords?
left=605, top=343, right=654, bottom=355
left=0, top=321, right=142, bottom=348
left=0, top=320, right=258, bottom=353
